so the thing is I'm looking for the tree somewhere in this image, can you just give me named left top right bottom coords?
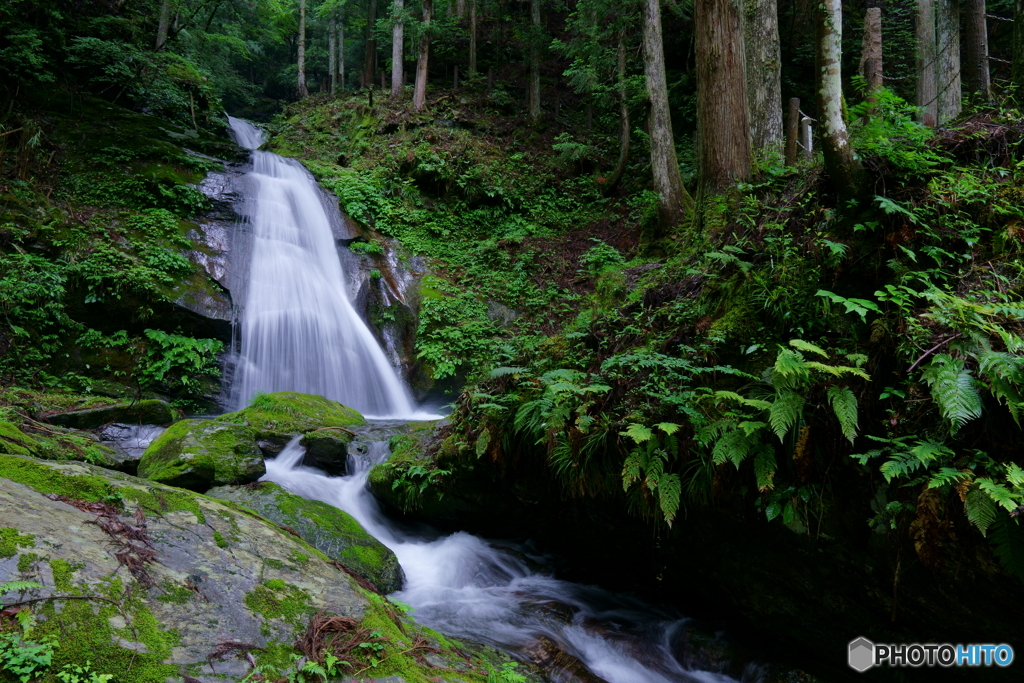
left=859, top=5, right=882, bottom=113
left=297, top=0, right=309, bottom=97
left=391, top=0, right=404, bottom=96
left=744, top=0, right=782, bottom=157
left=413, top=0, right=433, bottom=110
left=962, top=0, right=991, bottom=101
left=156, top=0, right=173, bottom=50
left=365, top=0, right=378, bottom=88
left=329, top=14, right=338, bottom=93
left=936, top=0, right=961, bottom=122
left=642, top=0, right=688, bottom=233
left=529, top=0, right=542, bottom=122
left=603, top=33, right=630, bottom=194
left=469, top=0, right=478, bottom=75
left=815, top=0, right=862, bottom=198
left=696, top=0, right=751, bottom=193
left=1014, top=0, right=1024, bottom=90
left=916, top=0, right=937, bottom=126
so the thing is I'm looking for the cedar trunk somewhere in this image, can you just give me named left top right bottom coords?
left=744, top=0, right=783, bottom=157
left=860, top=6, right=882, bottom=112
left=936, top=0, right=961, bottom=122
left=816, top=0, right=862, bottom=198
left=297, top=0, right=308, bottom=97
left=785, top=96, right=800, bottom=166
left=392, top=0, right=405, bottom=96
left=413, top=0, right=433, bottom=110
left=329, top=16, right=338, bottom=94
left=1015, top=0, right=1024, bottom=89
left=156, top=0, right=172, bottom=50
left=603, top=36, right=630, bottom=194
left=469, top=0, right=478, bottom=75
left=529, top=0, right=542, bottom=122
left=962, top=0, right=991, bottom=101
left=642, top=0, right=688, bottom=233
left=696, top=0, right=751, bottom=193
left=339, top=19, right=346, bottom=90
left=916, top=0, right=937, bottom=126
left=365, top=0, right=378, bottom=88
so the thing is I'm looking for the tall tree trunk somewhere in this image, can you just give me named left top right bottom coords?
left=916, top=0, right=938, bottom=126
left=744, top=0, right=783, bottom=158
left=785, top=96, right=800, bottom=166
left=603, top=35, right=630, bottom=194
left=297, top=0, right=309, bottom=97
left=339, top=17, right=346, bottom=90
left=696, top=0, right=751, bottom=193
left=529, top=0, right=542, bottom=122
left=963, top=0, right=990, bottom=101
left=816, top=0, right=862, bottom=198
left=642, top=0, right=688, bottom=233
left=1014, top=0, right=1024, bottom=90
left=414, top=0, right=433, bottom=110
left=936, top=0, right=961, bottom=122
left=156, top=0, right=171, bottom=50
left=330, top=15, right=338, bottom=94
left=859, top=6, right=882, bottom=112
left=469, top=0, right=478, bottom=75
left=392, top=0, right=405, bottom=96
left=365, top=0, right=378, bottom=89
left=457, top=0, right=466, bottom=19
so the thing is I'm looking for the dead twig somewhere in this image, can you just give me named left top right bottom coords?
left=907, top=333, right=962, bottom=374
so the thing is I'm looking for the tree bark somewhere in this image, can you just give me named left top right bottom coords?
left=744, top=0, right=783, bottom=158
left=785, top=96, right=800, bottom=166
left=860, top=6, right=882, bottom=112
left=642, top=0, right=688, bottom=233
left=916, top=0, right=937, bottom=126
left=696, top=0, right=751, bottom=193
left=330, top=15, right=338, bottom=94
left=392, top=0, right=404, bottom=96
left=603, top=36, right=631, bottom=194
left=365, top=0, right=378, bottom=89
left=962, top=0, right=990, bottom=101
left=816, top=0, right=862, bottom=198
left=936, top=0, right=961, bottom=122
left=339, top=18, right=346, bottom=91
left=457, top=0, right=466, bottom=19
left=413, top=0, right=433, bottom=110
left=469, top=0, right=478, bottom=75
left=529, top=0, right=542, bottom=122
left=1014, top=0, right=1024, bottom=90
left=297, top=0, right=309, bottom=98
left=156, top=0, right=172, bottom=50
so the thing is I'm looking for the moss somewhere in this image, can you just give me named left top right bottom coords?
left=157, top=580, right=195, bottom=605
left=289, top=549, right=309, bottom=565
left=0, top=421, right=37, bottom=456
left=236, top=390, right=366, bottom=434
left=212, top=530, right=229, bottom=548
left=49, top=559, right=80, bottom=591
left=243, top=580, right=315, bottom=630
left=264, top=558, right=287, bottom=570
left=137, top=419, right=260, bottom=489
left=0, top=527, right=35, bottom=558
left=17, top=552, right=39, bottom=573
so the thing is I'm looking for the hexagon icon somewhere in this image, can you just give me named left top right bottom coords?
left=848, top=637, right=875, bottom=672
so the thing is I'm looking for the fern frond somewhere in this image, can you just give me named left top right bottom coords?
left=990, top=517, right=1024, bottom=582
left=622, top=451, right=644, bottom=491
left=789, top=339, right=829, bottom=358
left=656, top=422, right=681, bottom=436
left=621, top=423, right=654, bottom=444
left=1007, top=463, right=1024, bottom=488
left=929, top=467, right=973, bottom=489
left=909, top=440, right=954, bottom=467
left=966, top=487, right=998, bottom=535
left=977, top=477, right=1023, bottom=513
left=921, top=354, right=983, bottom=432
left=769, top=389, right=804, bottom=441
left=827, top=385, right=859, bottom=443
left=772, top=349, right=810, bottom=389
left=0, top=580, right=42, bottom=597
left=658, top=473, right=682, bottom=527
left=488, top=366, right=529, bottom=379
left=754, top=447, right=777, bottom=492
left=805, top=362, right=871, bottom=380
left=712, top=429, right=755, bottom=467
left=712, top=391, right=772, bottom=411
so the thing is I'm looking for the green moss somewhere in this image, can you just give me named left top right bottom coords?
left=17, top=552, right=39, bottom=573
left=49, top=559, right=80, bottom=591
left=137, top=419, right=260, bottom=488
left=0, top=421, right=37, bottom=456
left=157, top=580, right=195, bottom=604
left=243, top=580, right=314, bottom=630
left=0, top=527, right=35, bottom=558
left=289, top=549, right=309, bottom=565
left=212, top=530, right=229, bottom=548
left=265, top=558, right=287, bottom=570
left=237, top=390, right=366, bottom=433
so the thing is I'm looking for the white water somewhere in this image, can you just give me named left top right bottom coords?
left=226, top=117, right=435, bottom=420
left=263, top=434, right=754, bottom=683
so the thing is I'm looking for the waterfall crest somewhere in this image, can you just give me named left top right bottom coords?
left=227, top=117, right=428, bottom=419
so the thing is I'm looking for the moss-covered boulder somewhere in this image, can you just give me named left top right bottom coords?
left=137, top=392, right=365, bottom=491
left=137, top=419, right=263, bottom=490
left=299, top=429, right=352, bottom=475
left=0, top=420, right=128, bottom=471
left=44, top=399, right=175, bottom=429
left=206, top=481, right=403, bottom=593
left=0, top=454, right=518, bottom=683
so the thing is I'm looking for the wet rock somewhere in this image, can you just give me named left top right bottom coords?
left=44, top=399, right=175, bottom=430
left=0, top=420, right=128, bottom=472
left=137, top=419, right=264, bottom=490
left=521, top=636, right=607, bottom=683
left=299, top=430, right=352, bottom=476
left=206, top=481, right=403, bottom=593
left=96, top=423, right=167, bottom=476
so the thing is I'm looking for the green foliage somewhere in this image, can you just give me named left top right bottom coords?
left=921, top=354, right=984, bottom=432
left=488, top=661, right=528, bottom=683
left=140, top=329, right=223, bottom=394
left=578, top=239, right=626, bottom=276
left=0, top=587, right=57, bottom=683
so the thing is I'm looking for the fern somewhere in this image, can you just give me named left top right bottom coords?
left=827, top=385, right=859, bottom=443
left=754, top=447, right=777, bottom=492
left=657, top=472, right=682, bottom=527
left=928, top=467, right=973, bottom=489
left=965, top=487, right=998, bottom=535
left=769, top=389, right=804, bottom=441
left=989, top=517, right=1024, bottom=582
left=772, top=349, right=810, bottom=388
left=789, top=339, right=829, bottom=358
left=0, top=581, right=41, bottom=598
left=488, top=366, right=529, bottom=379
left=921, top=354, right=983, bottom=432
left=712, top=429, right=756, bottom=467
left=622, top=451, right=644, bottom=492
left=621, top=423, right=654, bottom=444
left=977, top=478, right=1022, bottom=513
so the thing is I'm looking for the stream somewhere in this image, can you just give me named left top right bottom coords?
left=224, top=117, right=761, bottom=683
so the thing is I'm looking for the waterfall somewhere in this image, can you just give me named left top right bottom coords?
left=227, top=117, right=431, bottom=420
left=263, top=433, right=755, bottom=683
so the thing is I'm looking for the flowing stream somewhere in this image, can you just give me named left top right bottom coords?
left=226, top=117, right=755, bottom=683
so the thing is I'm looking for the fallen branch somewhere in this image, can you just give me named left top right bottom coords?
left=907, top=333, right=962, bottom=374
left=314, top=426, right=358, bottom=437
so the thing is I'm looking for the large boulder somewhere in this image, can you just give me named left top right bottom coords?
left=137, top=392, right=365, bottom=491
left=0, top=455, right=528, bottom=683
left=206, top=481, right=403, bottom=593
left=44, top=399, right=175, bottom=430
left=0, top=420, right=130, bottom=472
left=299, top=429, right=352, bottom=475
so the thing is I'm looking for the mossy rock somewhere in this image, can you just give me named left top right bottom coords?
left=236, top=391, right=366, bottom=440
left=137, top=419, right=264, bottom=491
left=44, top=399, right=175, bottom=429
left=299, top=429, right=352, bottom=475
left=0, top=420, right=128, bottom=471
left=206, top=481, right=403, bottom=593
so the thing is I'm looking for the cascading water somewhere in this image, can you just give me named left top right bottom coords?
left=225, top=116, right=758, bottom=683
left=227, top=116, right=429, bottom=420
left=264, top=434, right=758, bottom=683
